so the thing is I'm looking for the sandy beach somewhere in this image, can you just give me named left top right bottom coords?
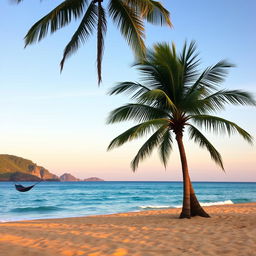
left=0, top=203, right=255, bottom=256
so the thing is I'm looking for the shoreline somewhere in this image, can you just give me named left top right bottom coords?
left=0, top=199, right=245, bottom=223
left=0, top=203, right=255, bottom=256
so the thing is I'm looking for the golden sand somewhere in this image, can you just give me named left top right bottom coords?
left=0, top=203, right=255, bottom=256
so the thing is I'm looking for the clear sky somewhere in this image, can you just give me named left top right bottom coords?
left=0, top=0, right=255, bottom=181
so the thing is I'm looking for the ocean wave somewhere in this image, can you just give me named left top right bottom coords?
left=140, top=200, right=234, bottom=210
left=232, top=198, right=251, bottom=203
left=10, top=206, right=62, bottom=213
left=173, top=200, right=234, bottom=208
left=140, top=205, right=171, bottom=209
left=33, top=199, right=45, bottom=202
left=199, top=200, right=234, bottom=206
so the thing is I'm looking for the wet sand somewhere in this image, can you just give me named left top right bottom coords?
left=0, top=203, right=255, bottom=256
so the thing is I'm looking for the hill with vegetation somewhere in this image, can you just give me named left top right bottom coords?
left=0, top=154, right=59, bottom=181
left=59, top=173, right=104, bottom=182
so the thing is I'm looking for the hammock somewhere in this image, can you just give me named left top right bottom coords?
left=14, top=180, right=42, bottom=192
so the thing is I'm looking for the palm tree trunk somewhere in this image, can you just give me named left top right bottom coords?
left=176, top=133, right=191, bottom=218
left=97, top=0, right=104, bottom=84
left=190, top=183, right=210, bottom=217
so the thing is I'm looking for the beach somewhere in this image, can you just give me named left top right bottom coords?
left=0, top=203, right=255, bottom=256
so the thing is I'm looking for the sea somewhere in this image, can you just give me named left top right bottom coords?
left=0, top=181, right=255, bottom=222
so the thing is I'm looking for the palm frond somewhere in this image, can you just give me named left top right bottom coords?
left=153, top=43, right=180, bottom=91
left=188, top=60, right=234, bottom=94
left=158, top=129, right=173, bottom=168
left=145, top=0, right=172, bottom=26
left=97, top=1, right=107, bottom=84
left=108, top=81, right=150, bottom=99
left=181, top=87, right=208, bottom=114
left=125, top=0, right=171, bottom=26
left=183, top=89, right=256, bottom=115
left=180, top=41, right=197, bottom=64
left=131, top=125, right=168, bottom=171
left=24, top=0, right=86, bottom=46
left=60, top=1, right=97, bottom=71
left=134, top=43, right=191, bottom=99
left=201, top=89, right=256, bottom=110
left=107, top=103, right=169, bottom=124
left=134, top=62, right=168, bottom=89
left=188, top=125, right=224, bottom=170
left=138, top=89, right=177, bottom=112
left=108, top=118, right=169, bottom=150
left=191, top=115, right=253, bottom=143
left=179, top=41, right=200, bottom=86
left=109, top=0, right=146, bottom=57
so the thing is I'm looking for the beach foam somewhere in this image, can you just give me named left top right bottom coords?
left=199, top=200, right=234, bottom=206
left=173, top=199, right=234, bottom=208
left=140, top=200, right=234, bottom=210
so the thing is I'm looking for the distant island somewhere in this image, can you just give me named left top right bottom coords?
left=60, top=173, right=104, bottom=182
left=60, top=173, right=80, bottom=182
left=0, top=155, right=104, bottom=182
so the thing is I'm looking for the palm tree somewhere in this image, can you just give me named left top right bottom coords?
left=107, top=41, right=255, bottom=218
left=14, top=0, right=171, bottom=84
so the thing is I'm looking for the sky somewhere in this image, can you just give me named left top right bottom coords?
left=0, top=0, right=255, bottom=181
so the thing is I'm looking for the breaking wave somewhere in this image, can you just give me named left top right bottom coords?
left=140, top=200, right=234, bottom=210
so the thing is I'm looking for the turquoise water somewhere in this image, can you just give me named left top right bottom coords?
left=0, top=181, right=255, bottom=222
